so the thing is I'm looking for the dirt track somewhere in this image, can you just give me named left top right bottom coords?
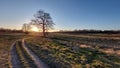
left=10, top=39, right=48, bottom=68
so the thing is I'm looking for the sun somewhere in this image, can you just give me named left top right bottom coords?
left=30, top=25, right=39, bottom=32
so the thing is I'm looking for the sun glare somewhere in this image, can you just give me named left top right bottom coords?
left=31, top=25, right=39, bottom=32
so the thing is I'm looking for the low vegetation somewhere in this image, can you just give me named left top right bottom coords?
left=26, top=33, right=120, bottom=68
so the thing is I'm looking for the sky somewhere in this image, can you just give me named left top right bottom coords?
left=0, top=0, right=120, bottom=31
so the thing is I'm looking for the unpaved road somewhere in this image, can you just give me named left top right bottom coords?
left=10, top=39, right=49, bottom=68
left=10, top=41, right=21, bottom=68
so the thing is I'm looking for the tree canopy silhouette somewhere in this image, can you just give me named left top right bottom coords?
left=31, top=10, right=54, bottom=37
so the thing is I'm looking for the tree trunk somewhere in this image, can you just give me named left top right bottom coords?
left=42, top=20, right=46, bottom=37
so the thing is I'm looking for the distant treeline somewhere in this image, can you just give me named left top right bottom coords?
left=0, top=28, right=120, bottom=34
left=57, top=30, right=120, bottom=34
left=0, top=28, right=23, bottom=33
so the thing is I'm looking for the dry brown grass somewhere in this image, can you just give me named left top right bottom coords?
left=0, top=38, right=13, bottom=68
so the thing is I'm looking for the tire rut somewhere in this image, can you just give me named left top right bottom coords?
left=16, top=41, right=38, bottom=68
left=22, top=39, right=49, bottom=68
left=10, top=41, right=22, bottom=68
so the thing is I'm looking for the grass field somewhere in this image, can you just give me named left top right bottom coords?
left=26, top=33, right=120, bottom=68
left=0, top=33, right=120, bottom=68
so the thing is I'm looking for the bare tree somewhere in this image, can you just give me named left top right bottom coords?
left=32, top=10, right=54, bottom=37
left=22, top=23, right=30, bottom=34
